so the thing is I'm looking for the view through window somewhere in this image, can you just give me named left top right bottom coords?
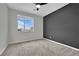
left=17, top=15, right=34, bottom=32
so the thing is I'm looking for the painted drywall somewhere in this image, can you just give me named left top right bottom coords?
left=44, top=3, right=79, bottom=48
left=0, top=4, right=8, bottom=54
left=8, top=8, right=43, bottom=44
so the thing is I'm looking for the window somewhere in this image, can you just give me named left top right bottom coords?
left=17, top=15, right=34, bottom=32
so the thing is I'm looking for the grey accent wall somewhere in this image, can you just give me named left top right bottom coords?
left=44, top=4, right=79, bottom=48
left=0, top=4, right=8, bottom=54
left=8, top=8, right=43, bottom=44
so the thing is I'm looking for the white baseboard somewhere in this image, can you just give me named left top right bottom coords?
left=0, top=45, right=8, bottom=55
left=45, top=38, right=79, bottom=51
left=9, top=36, right=43, bottom=44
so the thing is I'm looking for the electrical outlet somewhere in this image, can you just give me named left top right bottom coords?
left=49, top=36, right=52, bottom=39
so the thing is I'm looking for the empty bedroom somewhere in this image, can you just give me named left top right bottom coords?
left=0, top=3, right=79, bottom=56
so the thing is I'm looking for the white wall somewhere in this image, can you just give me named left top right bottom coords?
left=0, top=4, right=8, bottom=55
left=8, top=8, right=43, bottom=44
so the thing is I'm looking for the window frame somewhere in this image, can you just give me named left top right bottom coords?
left=17, top=15, right=34, bottom=32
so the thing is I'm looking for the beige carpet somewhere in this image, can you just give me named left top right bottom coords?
left=2, top=39, right=79, bottom=56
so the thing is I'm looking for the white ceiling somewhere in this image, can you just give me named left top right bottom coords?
left=7, top=3, right=68, bottom=17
